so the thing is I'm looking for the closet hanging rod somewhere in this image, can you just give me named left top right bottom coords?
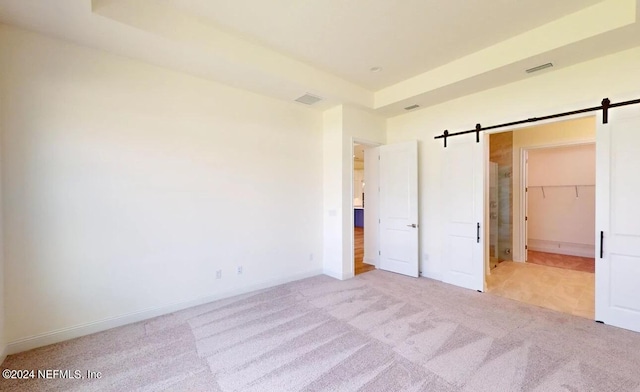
left=433, top=97, right=640, bottom=147
left=528, top=184, right=594, bottom=198
left=527, top=185, right=595, bottom=188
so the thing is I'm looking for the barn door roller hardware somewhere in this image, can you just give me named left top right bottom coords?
left=434, top=97, right=640, bottom=148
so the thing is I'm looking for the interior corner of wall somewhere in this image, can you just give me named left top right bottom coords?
left=341, top=271, right=354, bottom=280
left=322, top=104, right=344, bottom=118
left=322, top=268, right=344, bottom=280
left=421, top=269, right=442, bottom=281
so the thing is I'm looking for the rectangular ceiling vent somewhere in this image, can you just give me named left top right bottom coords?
left=526, top=63, right=553, bottom=74
left=295, top=93, right=322, bottom=105
left=404, top=104, right=420, bottom=111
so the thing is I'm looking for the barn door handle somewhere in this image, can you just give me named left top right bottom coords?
left=600, top=231, right=604, bottom=259
left=477, top=223, right=480, bottom=243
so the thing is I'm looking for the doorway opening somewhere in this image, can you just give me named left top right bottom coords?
left=353, top=143, right=375, bottom=275
left=485, top=116, right=596, bottom=319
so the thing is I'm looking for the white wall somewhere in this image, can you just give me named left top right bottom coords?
left=528, top=145, right=595, bottom=187
left=322, top=106, right=344, bottom=278
left=322, top=105, right=385, bottom=279
left=387, top=45, right=640, bottom=281
left=0, top=24, right=324, bottom=351
left=527, top=144, right=596, bottom=256
left=0, top=89, right=5, bottom=362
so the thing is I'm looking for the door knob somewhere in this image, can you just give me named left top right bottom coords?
left=407, top=223, right=417, bottom=228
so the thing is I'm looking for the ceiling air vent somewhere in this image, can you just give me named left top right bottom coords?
left=404, top=104, right=420, bottom=111
left=295, top=93, right=322, bottom=105
left=526, top=63, right=553, bottom=74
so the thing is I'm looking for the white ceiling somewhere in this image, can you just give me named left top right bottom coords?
left=0, top=0, right=639, bottom=116
left=168, top=0, right=603, bottom=89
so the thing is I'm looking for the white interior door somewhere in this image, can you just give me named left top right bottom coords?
left=596, top=106, right=640, bottom=332
left=363, top=147, right=380, bottom=267
left=442, top=134, right=485, bottom=291
left=524, top=152, right=529, bottom=262
left=379, top=141, right=419, bottom=277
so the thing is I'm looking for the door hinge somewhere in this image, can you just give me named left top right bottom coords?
left=525, top=187, right=528, bottom=192
left=525, top=216, right=528, bottom=221
left=378, top=250, right=381, bottom=255
left=525, top=245, right=528, bottom=250
left=378, top=219, right=380, bottom=224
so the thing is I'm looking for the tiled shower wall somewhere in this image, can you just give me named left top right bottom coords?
left=490, top=132, right=513, bottom=261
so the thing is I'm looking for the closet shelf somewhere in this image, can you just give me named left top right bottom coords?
left=528, top=184, right=595, bottom=198
left=528, top=185, right=595, bottom=187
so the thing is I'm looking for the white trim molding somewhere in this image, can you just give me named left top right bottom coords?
left=0, top=345, right=7, bottom=366
left=527, top=239, right=595, bottom=258
left=6, top=269, right=323, bottom=355
left=322, top=268, right=353, bottom=280
left=518, top=139, right=596, bottom=263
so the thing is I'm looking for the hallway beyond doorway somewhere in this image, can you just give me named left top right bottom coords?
left=354, top=227, right=374, bottom=275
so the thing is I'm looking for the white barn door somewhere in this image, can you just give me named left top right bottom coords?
left=596, top=106, right=640, bottom=332
left=379, top=141, right=419, bottom=277
left=442, top=134, right=485, bottom=291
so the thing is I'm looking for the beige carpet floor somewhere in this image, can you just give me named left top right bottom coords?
left=2, top=270, right=640, bottom=391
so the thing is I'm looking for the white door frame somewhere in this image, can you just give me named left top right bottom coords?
left=483, top=116, right=596, bottom=268
left=517, top=140, right=596, bottom=263
left=350, top=138, right=382, bottom=276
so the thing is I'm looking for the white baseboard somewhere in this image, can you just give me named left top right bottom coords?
left=528, top=239, right=595, bottom=258
left=322, top=268, right=342, bottom=280
left=363, top=257, right=377, bottom=267
left=6, top=268, right=323, bottom=356
left=423, top=272, right=443, bottom=280
left=323, top=268, right=354, bottom=280
left=0, top=344, right=7, bottom=366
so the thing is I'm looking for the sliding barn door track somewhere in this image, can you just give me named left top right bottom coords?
left=434, top=97, right=640, bottom=148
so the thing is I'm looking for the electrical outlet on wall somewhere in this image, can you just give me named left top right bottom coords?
left=216, top=270, right=222, bottom=279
